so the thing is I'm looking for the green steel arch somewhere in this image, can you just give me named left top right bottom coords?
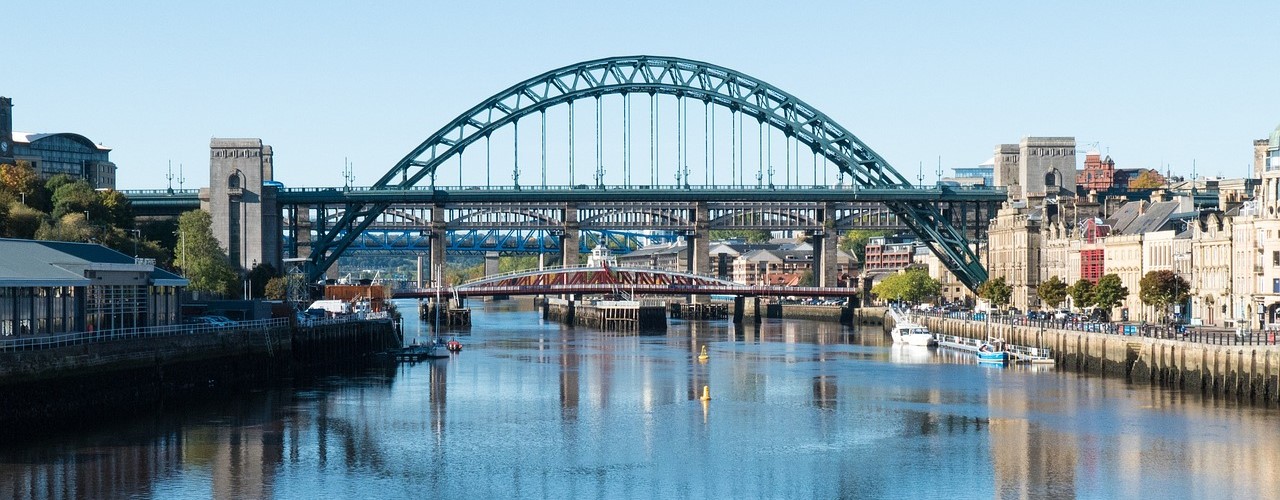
left=314, top=55, right=988, bottom=289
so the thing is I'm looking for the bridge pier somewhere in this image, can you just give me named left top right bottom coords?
left=733, top=296, right=762, bottom=324
left=429, top=204, right=447, bottom=287
left=815, top=202, right=839, bottom=289
left=560, top=203, right=580, bottom=267
left=689, top=202, right=711, bottom=304
left=484, top=252, right=500, bottom=277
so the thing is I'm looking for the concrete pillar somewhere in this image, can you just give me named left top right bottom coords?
left=429, top=204, right=447, bottom=286
left=416, top=254, right=424, bottom=289
left=484, top=252, right=501, bottom=276
left=691, top=202, right=711, bottom=276
left=816, top=203, right=839, bottom=288
left=689, top=202, right=712, bottom=304
left=561, top=203, right=580, bottom=267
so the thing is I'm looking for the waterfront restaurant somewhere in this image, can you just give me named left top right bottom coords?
left=0, top=239, right=188, bottom=336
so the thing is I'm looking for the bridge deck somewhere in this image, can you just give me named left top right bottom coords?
left=393, top=284, right=858, bottom=299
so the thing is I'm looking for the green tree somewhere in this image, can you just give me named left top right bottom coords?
left=710, top=229, right=772, bottom=243
left=976, top=276, right=1012, bottom=310
left=99, top=189, right=134, bottom=229
left=1139, top=270, right=1190, bottom=323
left=797, top=269, right=815, bottom=287
left=50, top=179, right=99, bottom=220
left=871, top=268, right=940, bottom=304
left=5, top=202, right=48, bottom=239
left=1036, top=275, right=1068, bottom=310
left=34, top=212, right=92, bottom=242
left=1068, top=278, right=1095, bottom=311
left=247, top=262, right=279, bottom=299
left=175, top=210, right=239, bottom=296
left=838, top=229, right=894, bottom=267
left=1091, top=273, right=1129, bottom=321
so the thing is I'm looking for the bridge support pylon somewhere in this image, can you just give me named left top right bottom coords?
left=815, top=202, right=839, bottom=289
left=429, top=204, right=447, bottom=286
left=560, top=203, right=580, bottom=267
left=689, top=202, right=711, bottom=304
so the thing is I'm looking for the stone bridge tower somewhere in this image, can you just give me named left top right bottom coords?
left=199, top=138, right=281, bottom=273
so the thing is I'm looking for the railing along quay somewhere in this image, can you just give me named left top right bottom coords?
left=914, top=310, right=1280, bottom=347
left=0, top=317, right=289, bottom=352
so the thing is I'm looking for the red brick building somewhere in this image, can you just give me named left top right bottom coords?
left=1077, top=151, right=1116, bottom=191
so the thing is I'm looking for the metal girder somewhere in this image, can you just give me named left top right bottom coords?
left=327, top=229, right=676, bottom=255
left=308, top=55, right=987, bottom=288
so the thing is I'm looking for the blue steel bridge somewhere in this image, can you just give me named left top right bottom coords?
left=126, top=55, right=1006, bottom=290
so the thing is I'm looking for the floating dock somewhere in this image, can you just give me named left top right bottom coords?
left=933, top=334, right=1054, bottom=364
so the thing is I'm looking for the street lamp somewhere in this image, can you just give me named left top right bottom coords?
left=128, top=229, right=141, bottom=257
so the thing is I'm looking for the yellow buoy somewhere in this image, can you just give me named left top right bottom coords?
left=700, top=385, right=712, bottom=401
left=697, top=345, right=709, bottom=362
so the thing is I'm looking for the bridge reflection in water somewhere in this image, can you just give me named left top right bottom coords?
left=2, top=302, right=1276, bottom=498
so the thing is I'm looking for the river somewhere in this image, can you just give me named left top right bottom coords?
left=1, top=298, right=1277, bottom=499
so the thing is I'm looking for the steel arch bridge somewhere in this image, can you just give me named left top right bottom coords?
left=308, top=55, right=989, bottom=289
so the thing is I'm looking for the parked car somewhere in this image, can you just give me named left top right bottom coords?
left=186, top=315, right=237, bottom=327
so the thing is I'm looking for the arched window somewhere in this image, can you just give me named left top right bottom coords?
left=1044, top=170, right=1057, bottom=187
left=228, top=173, right=240, bottom=189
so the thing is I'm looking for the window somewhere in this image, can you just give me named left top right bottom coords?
left=1274, top=279, right=1279, bottom=294
left=1274, top=251, right=1278, bottom=267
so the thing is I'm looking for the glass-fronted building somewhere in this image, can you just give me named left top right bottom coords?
left=0, top=239, right=186, bottom=336
left=11, top=132, right=117, bottom=189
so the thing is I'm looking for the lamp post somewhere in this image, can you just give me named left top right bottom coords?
left=128, top=229, right=141, bottom=257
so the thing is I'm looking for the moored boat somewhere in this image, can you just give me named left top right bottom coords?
left=890, top=322, right=936, bottom=346
left=976, top=340, right=1008, bottom=364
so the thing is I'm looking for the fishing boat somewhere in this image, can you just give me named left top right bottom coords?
left=976, top=340, right=1008, bottom=364
left=890, top=321, right=936, bottom=346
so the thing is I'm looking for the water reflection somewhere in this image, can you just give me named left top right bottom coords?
left=2, top=299, right=1279, bottom=498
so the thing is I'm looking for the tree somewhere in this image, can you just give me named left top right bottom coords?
left=1068, top=278, right=1095, bottom=311
left=1129, top=169, right=1166, bottom=189
left=838, top=229, right=893, bottom=267
left=34, top=212, right=92, bottom=242
left=264, top=276, right=289, bottom=300
left=976, top=277, right=1012, bottom=310
left=50, top=179, right=99, bottom=220
left=99, top=189, right=134, bottom=229
left=1139, top=270, right=1190, bottom=323
left=710, top=229, right=772, bottom=243
left=797, top=269, right=815, bottom=287
left=175, top=210, right=239, bottom=296
left=871, top=268, right=940, bottom=304
left=0, top=161, right=48, bottom=210
left=247, top=262, right=279, bottom=299
left=1036, top=276, right=1068, bottom=310
left=1091, top=273, right=1129, bottom=321
left=5, top=202, right=48, bottom=239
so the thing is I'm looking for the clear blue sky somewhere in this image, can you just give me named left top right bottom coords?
left=8, top=1, right=1278, bottom=189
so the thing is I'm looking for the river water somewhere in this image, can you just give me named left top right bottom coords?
left=2, top=298, right=1278, bottom=499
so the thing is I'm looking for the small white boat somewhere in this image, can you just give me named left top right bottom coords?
left=890, top=322, right=936, bottom=346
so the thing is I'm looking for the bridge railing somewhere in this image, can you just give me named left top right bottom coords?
left=0, top=317, right=290, bottom=352
left=276, top=184, right=1007, bottom=194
